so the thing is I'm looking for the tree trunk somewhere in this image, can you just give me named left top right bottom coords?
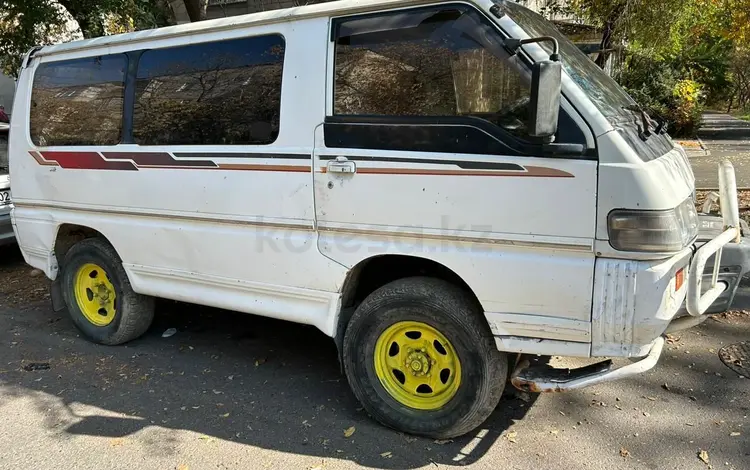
left=183, top=0, right=209, bottom=22
left=169, top=0, right=192, bottom=23
left=75, top=14, right=98, bottom=39
left=595, top=3, right=626, bottom=70
left=58, top=1, right=102, bottom=38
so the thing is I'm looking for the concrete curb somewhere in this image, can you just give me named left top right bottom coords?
left=696, top=136, right=710, bottom=156
left=676, top=138, right=711, bottom=157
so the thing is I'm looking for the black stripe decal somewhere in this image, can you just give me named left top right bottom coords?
left=319, top=155, right=525, bottom=171
left=173, top=153, right=310, bottom=160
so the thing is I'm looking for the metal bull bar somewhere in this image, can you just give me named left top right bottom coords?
left=686, top=160, right=742, bottom=316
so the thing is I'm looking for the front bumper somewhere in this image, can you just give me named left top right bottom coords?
left=512, top=337, right=665, bottom=393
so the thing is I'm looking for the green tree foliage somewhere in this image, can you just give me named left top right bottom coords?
left=0, top=1, right=67, bottom=76
left=0, top=0, right=173, bottom=77
left=541, top=0, right=750, bottom=134
left=56, top=0, right=172, bottom=38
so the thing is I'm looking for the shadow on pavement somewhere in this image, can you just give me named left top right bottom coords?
left=1, top=283, right=533, bottom=469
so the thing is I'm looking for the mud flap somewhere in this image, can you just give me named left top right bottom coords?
left=50, top=277, right=65, bottom=312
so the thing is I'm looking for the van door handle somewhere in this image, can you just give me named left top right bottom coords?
left=327, top=156, right=356, bottom=174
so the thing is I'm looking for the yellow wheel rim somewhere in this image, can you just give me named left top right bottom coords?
left=73, top=263, right=117, bottom=327
left=374, top=321, right=461, bottom=410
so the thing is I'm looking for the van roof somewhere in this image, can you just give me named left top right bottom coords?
left=37, top=0, right=480, bottom=58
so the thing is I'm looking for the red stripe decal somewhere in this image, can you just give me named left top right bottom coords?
left=40, top=151, right=137, bottom=171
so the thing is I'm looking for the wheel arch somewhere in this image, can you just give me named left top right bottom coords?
left=49, top=223, right=117, bottom=312
left=53, top=223, right=107, bottom=263
left=334, top=254, right=485, bottom=361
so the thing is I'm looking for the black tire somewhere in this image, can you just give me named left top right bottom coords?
left=61, top=238, right=154, bottom=345
left=342, top=277, right=507, bottom=438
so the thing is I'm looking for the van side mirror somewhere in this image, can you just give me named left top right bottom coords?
left=529, top=59, right=561, bottom=141
left=503, top=36, right=562, bottom=142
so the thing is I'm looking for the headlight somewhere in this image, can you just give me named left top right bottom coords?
left=608, top=198, right=698, bottom=252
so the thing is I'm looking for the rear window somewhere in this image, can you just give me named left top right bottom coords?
left=30, top=55, right=127, bottom=146
left=133, top=34, right=285, bottom=146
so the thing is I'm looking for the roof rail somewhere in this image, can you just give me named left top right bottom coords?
left=20, top=46, right=43, bottom=71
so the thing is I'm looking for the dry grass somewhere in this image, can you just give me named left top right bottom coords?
left=676, top=140, right=702, bottom=148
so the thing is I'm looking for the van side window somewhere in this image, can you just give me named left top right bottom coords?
left=329, top=6, right=588, bottom=156
left=133, top=34, right=285, bottom=146
left=334, top=7, right=530, bottom=138
left=30, top=55, right=127, bottom=146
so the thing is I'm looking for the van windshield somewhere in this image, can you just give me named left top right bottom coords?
left=493, top=1, right=636, bottom=122
left=493, top=1, right=675, bottom=161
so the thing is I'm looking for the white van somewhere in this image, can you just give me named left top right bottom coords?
left=8, top=0, right=741, bottom=438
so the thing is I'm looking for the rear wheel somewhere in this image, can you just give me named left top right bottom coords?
left=61, top=238, right=154, bottom=345
left=343, top=277, right=507, bottom=438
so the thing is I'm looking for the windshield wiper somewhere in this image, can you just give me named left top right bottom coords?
left=623, top=105, right=652, bottom=141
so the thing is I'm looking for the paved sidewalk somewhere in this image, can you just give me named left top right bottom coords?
left=689, top=112, right=750, bottom=189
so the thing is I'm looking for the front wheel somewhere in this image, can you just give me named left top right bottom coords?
left=342, top=277, right=507, bottom=438
left=61, top=238, right=154, bottom=345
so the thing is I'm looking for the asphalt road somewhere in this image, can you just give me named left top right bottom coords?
left=0, top=244, right=748, bottom=470
left=690, top=113, right=750, bottom=189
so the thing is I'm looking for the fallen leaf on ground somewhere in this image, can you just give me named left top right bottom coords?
left=643, top=411, right=651, bottom=417
left=110, top=439, right=125, bottom=447
left=176, top=465, right=189, bottom=470
left=403, top=435, right=417, bottom=443
left=220, top=413, right=230, bottom=418
left=435, top=438, right=454, bottom=445
left=662, top=383, right=670, bottom=391
left=550, top=429, right=559, bottom=435
left=645, top=396, right=657, bottom=401
left=198, top=435, right=214, bottom=443
left=505, top=432, right=517, bottom=443
left=730, top=432, right=741, bottom=437
left=343, top=426, right=356, bottom=438
left=255, top=358, right=266, bottom=366
left=380, top=451, right=392, bottom=458
left=162, top=328, right=177, bottom=338
left=620, top=447, right=630, bottom=458
left=698, top=450, right=709, bottom=464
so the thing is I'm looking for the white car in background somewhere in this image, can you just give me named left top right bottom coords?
left=0, top=120, right=12, bottom=247
left=0, top=172, right=12, bottom=247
